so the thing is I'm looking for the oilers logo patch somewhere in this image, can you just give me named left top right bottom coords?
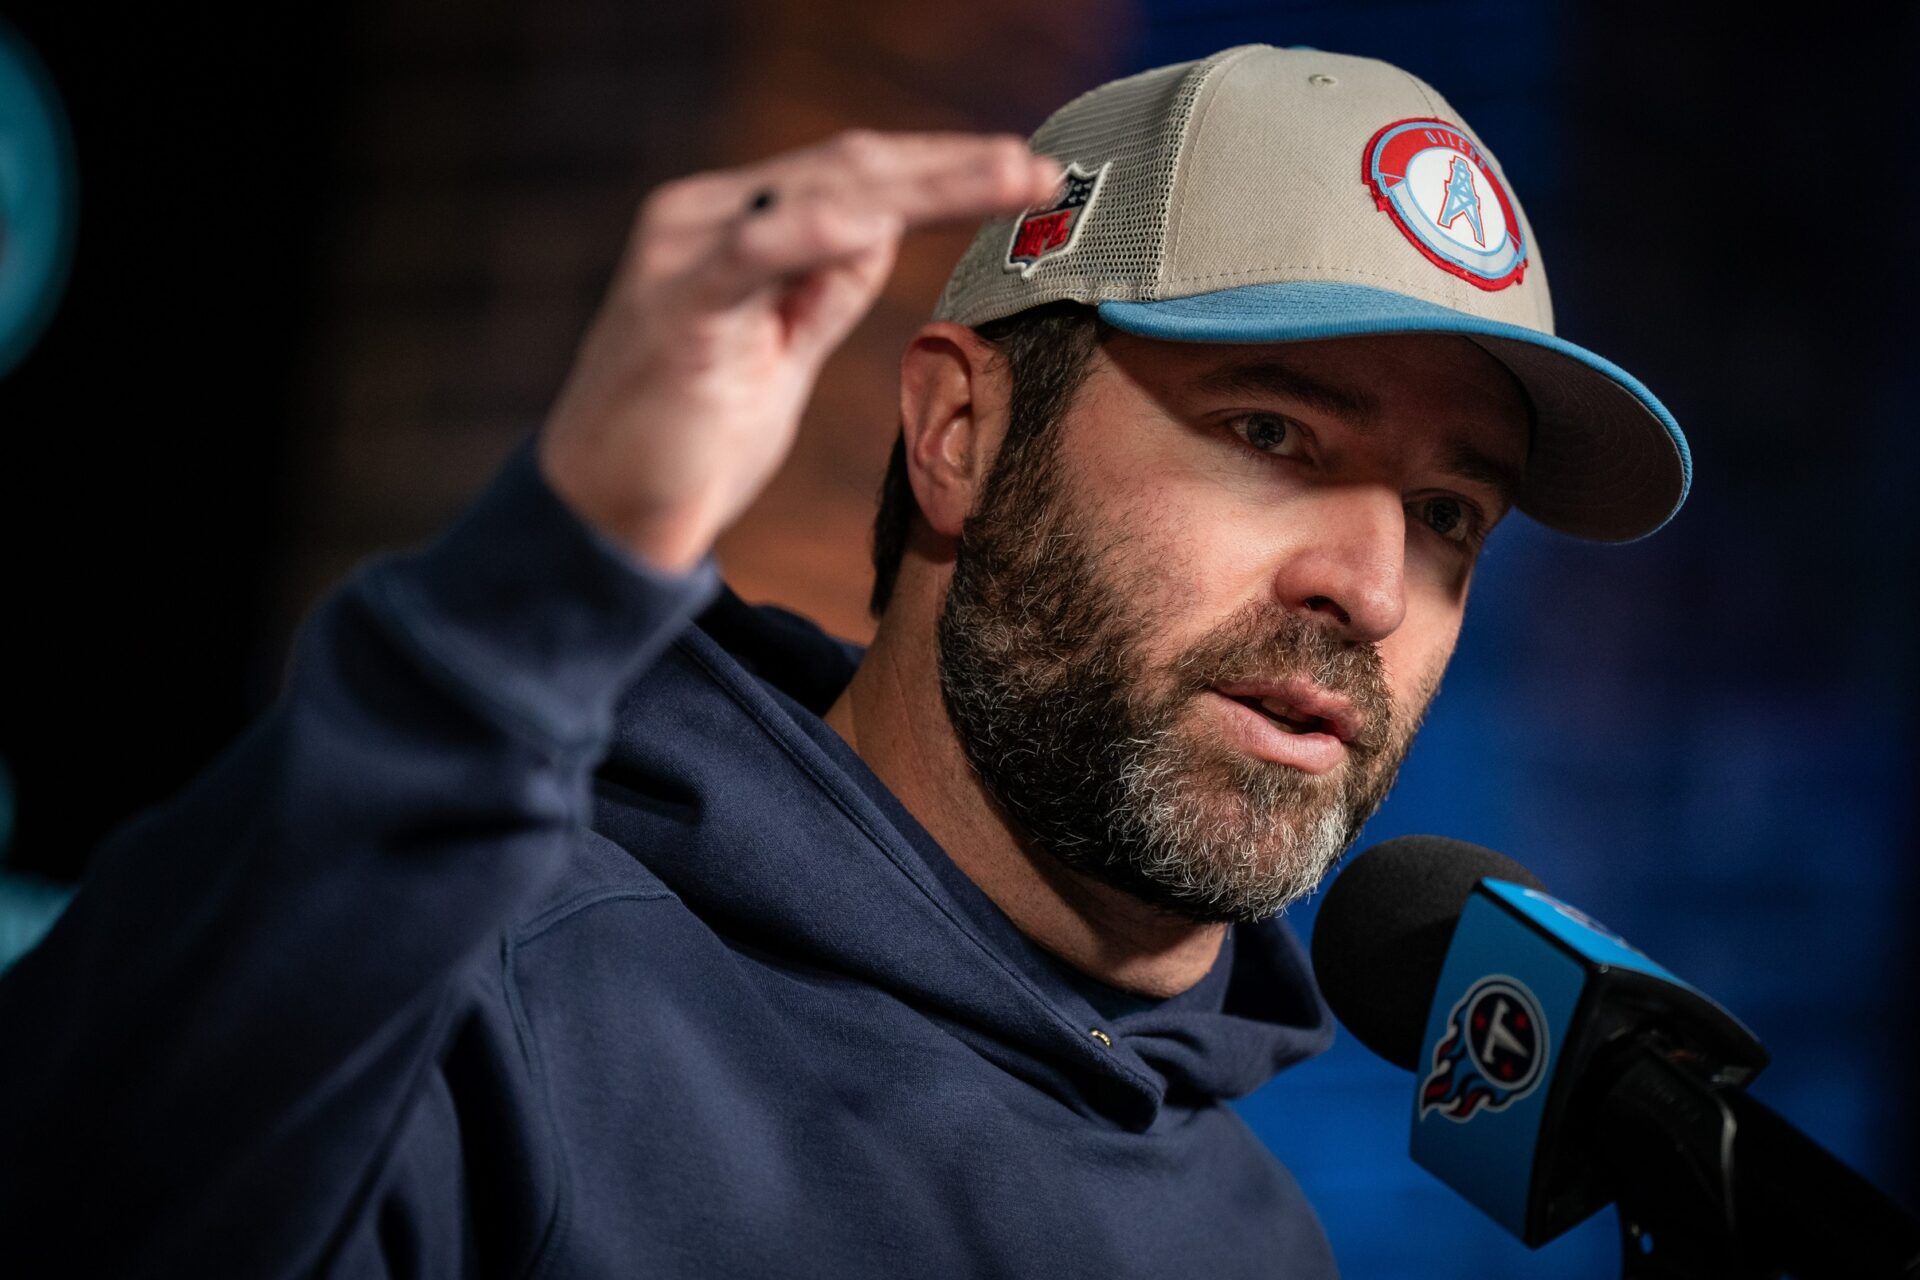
left=1419, top=975, right=1549, bottom=1122
left=1363, top=119, right=1527, bottom=291
left=1004, top=160, right=1108, bottom=278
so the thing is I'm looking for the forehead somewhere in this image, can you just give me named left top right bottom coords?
left=1087, top=329, right=1533, bottom=466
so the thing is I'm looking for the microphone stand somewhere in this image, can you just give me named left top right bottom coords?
left=1594, top=1040, right=1920, bottom=1279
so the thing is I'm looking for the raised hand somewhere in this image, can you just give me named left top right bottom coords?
left=535, top=129, right=1062, bottom=571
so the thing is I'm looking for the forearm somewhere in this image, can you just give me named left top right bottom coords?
left=0, top=431, right=719, bottom=1277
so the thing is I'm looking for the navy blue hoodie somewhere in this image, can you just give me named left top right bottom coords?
left=0, top=433, right=1340, bottom=1278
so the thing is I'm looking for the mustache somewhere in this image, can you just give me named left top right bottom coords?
left=1168, top=604, right=1396, bottom=757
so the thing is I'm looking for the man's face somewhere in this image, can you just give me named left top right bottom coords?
left=935, top=329, right=1532, bottom=924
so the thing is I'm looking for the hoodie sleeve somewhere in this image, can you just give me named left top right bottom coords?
left=0, top=431, right=720, bottom=1278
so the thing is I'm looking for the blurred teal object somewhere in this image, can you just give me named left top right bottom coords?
left=0, top=872, right=71, bottom=975
left=0, top=16, right=77, bottom=379
left=0, top=755, right=70, bottom=973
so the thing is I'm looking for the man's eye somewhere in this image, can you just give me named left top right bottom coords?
left=1414, top=495, right=1483, bottom=547
left=1229, top=413, right=1305, bottom=458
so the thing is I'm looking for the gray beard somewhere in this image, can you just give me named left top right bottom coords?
left=933, top=437, right=1427, bottom=925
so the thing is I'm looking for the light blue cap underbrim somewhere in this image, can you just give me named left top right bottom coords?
left=1098, top=281, right=1691, bottom=542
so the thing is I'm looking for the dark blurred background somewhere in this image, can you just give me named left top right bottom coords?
left=1, top=1, right=1913, bottom=1274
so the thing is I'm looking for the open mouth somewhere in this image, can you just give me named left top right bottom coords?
left=1221, top=693, right=1329, bottom=736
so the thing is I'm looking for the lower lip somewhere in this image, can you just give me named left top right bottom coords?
left=1206, top=690, right=1347, bottom=775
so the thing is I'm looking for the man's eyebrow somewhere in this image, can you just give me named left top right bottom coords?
left=1190, top=358, right=1383, bottom=426
left=1446, top=441, right=1525, bottom=513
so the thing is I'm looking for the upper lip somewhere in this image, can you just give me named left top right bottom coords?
left=1211, top=678, right=1364, bottom=745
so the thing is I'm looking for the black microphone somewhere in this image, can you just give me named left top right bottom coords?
left=1311, top=834, right=1920, bottom=1279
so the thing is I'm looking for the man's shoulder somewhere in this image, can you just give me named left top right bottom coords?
left=509, top=824, right=687, bottom=950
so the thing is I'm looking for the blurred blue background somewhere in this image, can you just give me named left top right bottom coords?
left=1, top=1, right=1912, bottom=1275
left=1174, top=4, right=1920, bottom=1276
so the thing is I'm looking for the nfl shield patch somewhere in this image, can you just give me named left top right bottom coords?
left=1004, top=160, right=1109, bottom=278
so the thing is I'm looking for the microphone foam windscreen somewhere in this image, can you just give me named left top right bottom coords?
left=1310, top=835, right=1545, bottom=1071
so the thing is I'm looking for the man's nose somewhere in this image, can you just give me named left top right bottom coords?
left=1269, top=486, right=1407, bottom=643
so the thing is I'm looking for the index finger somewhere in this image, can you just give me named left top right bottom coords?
left=761, top=130, right=1064, bottom=230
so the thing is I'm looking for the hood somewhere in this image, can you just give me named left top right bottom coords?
left=594, top=584, right=1334, bottom=1132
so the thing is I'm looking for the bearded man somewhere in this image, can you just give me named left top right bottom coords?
left=0, top=44, right=1686, bottom=1278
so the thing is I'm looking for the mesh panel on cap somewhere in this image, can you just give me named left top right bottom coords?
left=932, top=46, right=1262, bottom=326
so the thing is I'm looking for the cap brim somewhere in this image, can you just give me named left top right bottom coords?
left=1096, top=281, right=1690, bottom=542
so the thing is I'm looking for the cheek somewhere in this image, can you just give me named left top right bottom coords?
left=1084, top=461, right=1294, bottom=666
left=1407, top=541, right=1476, bottom=604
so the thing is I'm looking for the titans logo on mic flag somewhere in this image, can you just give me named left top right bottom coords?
left=1419, top=975, right=1550, bottom=1122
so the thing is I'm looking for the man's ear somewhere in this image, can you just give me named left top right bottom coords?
left=898, top=321, right=1007, bottom=540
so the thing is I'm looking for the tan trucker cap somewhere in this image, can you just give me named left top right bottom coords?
left=932, top=43, right=1690, bottom=542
